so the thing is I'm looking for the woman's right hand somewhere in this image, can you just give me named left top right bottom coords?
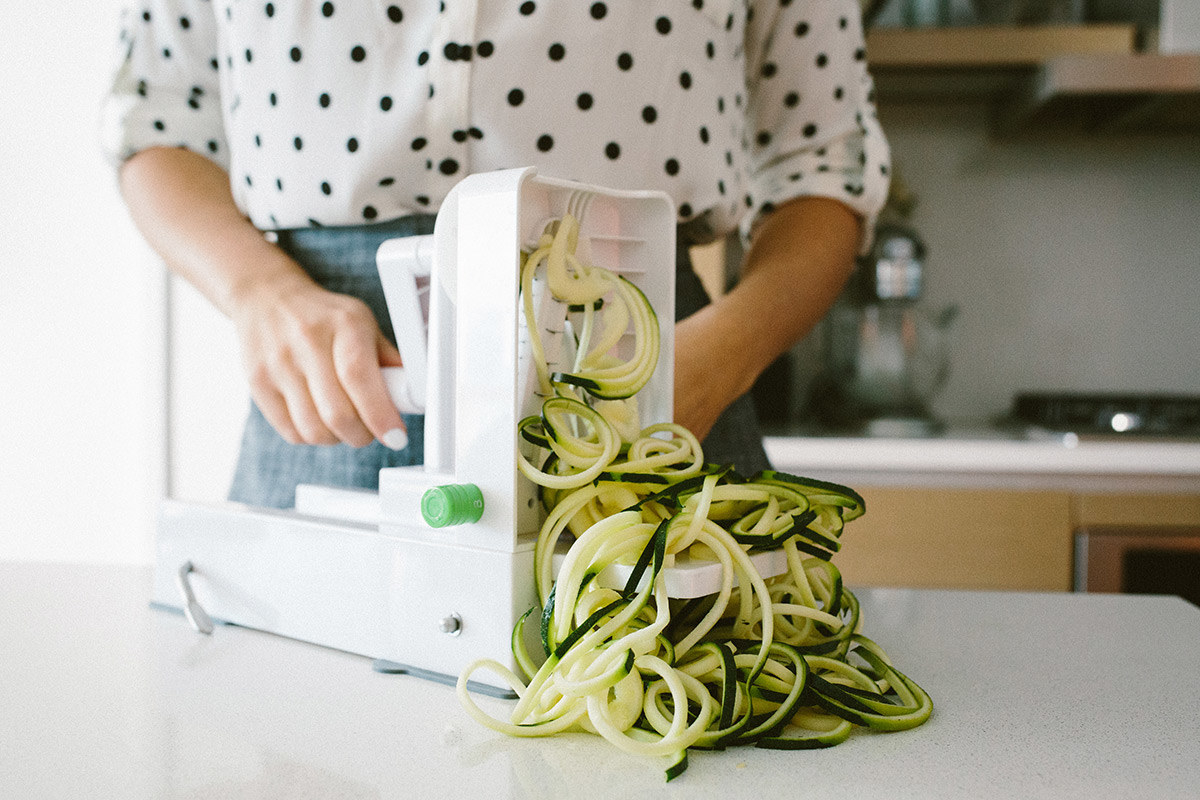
left=119, top=146, right=408, bottom=450
left=229, top=271, right=408, bottom=449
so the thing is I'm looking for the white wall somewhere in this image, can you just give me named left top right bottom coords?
left=877, top=101, right=1200, bottom=422
left=0, top=2, right=165, bottom=563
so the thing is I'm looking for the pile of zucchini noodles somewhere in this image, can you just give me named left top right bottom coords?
left=457, top=215, right=932, bottom=780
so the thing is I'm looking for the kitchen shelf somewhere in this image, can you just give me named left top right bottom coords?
left=865, top=24, right=1200, bottom=133
left=867, top=23, right=1138, bottom=69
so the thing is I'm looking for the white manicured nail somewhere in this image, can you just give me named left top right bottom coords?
left=382, top=428, right=408, bottom=451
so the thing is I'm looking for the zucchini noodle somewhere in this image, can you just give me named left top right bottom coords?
left=457, top=215, right=932, bottom=780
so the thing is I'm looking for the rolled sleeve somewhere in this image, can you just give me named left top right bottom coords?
left=742, top=0, right=891, bottom=251
left=100, top=1, right=228, bottom=170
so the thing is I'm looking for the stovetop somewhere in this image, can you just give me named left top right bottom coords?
left=1009, top=392, right=1200, bottom=439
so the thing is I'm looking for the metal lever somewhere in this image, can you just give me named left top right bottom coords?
left=176, top=561, right=214, bottom=635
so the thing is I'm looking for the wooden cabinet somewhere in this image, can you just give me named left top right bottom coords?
left=834, top=487, right=1074, bottom=592
left=832, top=487, right=1200, bottom=592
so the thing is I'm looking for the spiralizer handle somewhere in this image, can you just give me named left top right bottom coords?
left=377, top=235, right=435, bottom=415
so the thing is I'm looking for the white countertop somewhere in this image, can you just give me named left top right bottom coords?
left=764, top=429, right=1200, bottom=492
left=3, top=562, right=1198, bottom=799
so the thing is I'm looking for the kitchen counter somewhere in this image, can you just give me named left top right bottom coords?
left=3, top=562, right=1198, bottom=799
left=764, top=427, right=1200, bottom=492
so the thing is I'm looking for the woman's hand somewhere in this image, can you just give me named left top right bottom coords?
left=230, top=272, right=407, bottom=448
left=673, top=196, right=862, bottom=442
left=119, top=146, right=407, bottom=449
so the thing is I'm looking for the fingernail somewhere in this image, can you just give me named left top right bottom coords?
left=382, top=428, right=409, bottom=451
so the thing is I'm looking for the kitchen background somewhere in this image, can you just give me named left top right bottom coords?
left=3, top=1, right=1197, bottom=564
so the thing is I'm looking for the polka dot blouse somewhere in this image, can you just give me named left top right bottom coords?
left=102, top=0, right=891, bottom=243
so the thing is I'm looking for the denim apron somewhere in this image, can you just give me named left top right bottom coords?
left=229, top=217, right=770, bottom=509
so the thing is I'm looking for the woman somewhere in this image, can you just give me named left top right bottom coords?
left=104, top=1, right=889, bottom=508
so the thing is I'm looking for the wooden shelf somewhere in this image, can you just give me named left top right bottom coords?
left=866, top=23, right=1138, bottom=68
left=865, top=24, right=1200, bottom=133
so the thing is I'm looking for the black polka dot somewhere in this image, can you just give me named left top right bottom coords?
left=293, top=136, right=303, bottom=150
left=347, top=137, right=359, bottom=152
left=468, top=127, right=483, bottom=139
left=206, top=140, right=219, bottom=153
left=761, top=62, right=777, bottom=78
left=275, top=177, right=283, bottom=191
left=617, top=52, right=633, bottom=70
left=537, top=134, right=554, bottom=152
left=519, top=1, right=535, bottom=15
left=605, top=142, right=620, bottom=159
left=452, top=129, right=467, bottom=142
left=785, top=91, right=800, bottom=107
left=363, top=205, right=378, bottom=220
left=387, top=5, right=402, bottom=23
left=507, top=88, right=524, bottom=106
left=803, top=123, right=818, bottom=137
left=756, top=131, right=771, bottom=147
left=548, top=43, right=565, bottom=61
left=321, top=181, right=332, bottom=195
left=268, top=92, right=277, bottom=106
left=380, top=95, right=393, bottom=111
left=795, top=22, right=809, bottom=36
left=679, top=71, right=692, bottom=89
left=411, top=137, right=427, bottom=150
left=319, top=93, right=331, bottom=107
left=706, top=41, right=715, bottom=59
left=590, top=3, right=607, bottom=19
left=179, top=16, right=190, bottom=29
left=664, top=159, right=679, bottom=176
left=290, top=46, right=301, bottom=62
left=416, top=195, right=431, bottom=205
left=655, top=16, right=671, bottom=34
left=417, top=51, right=429, bottom=66
left=244, top=48, right=253, bottom=62
left=322, top=2, right=335, bottom=17
left=641, top=106, right=657, bottom=124
left=816, top=53, right=828, bottom=68
left=834, top=87, right=845, bottom=100
left=264, top=3, right=274, bottom=18
left=699, top=126, right=709, bottom=144
left=351, top=45, right=367, bottom=62
left=477, top=40, right=494, bottom=57
left=379, top=177, right=395, bottom=186
left=152, top=119, right=165, bottom=131
left=679, top=203, right=693, bottom=217
left=577, top=92, right=593, bottom=110
left=439, top=159, right=459, bottom=175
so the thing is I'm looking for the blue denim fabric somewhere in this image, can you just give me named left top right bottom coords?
left=229, top=217, right=769, bottom=509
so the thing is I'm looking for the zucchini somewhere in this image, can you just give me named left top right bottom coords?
left=457, top=212, right=931, bottom=781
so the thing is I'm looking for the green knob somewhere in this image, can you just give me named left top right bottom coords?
left=421, top=483, right=484, bottom=527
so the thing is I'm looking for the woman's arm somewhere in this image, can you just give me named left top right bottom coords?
left=673, top=196, right=861, bottom=441
left=119, top=146, right=408, bottom=449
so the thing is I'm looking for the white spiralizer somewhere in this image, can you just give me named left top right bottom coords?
left=152, top=168, right=678, bottom=692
